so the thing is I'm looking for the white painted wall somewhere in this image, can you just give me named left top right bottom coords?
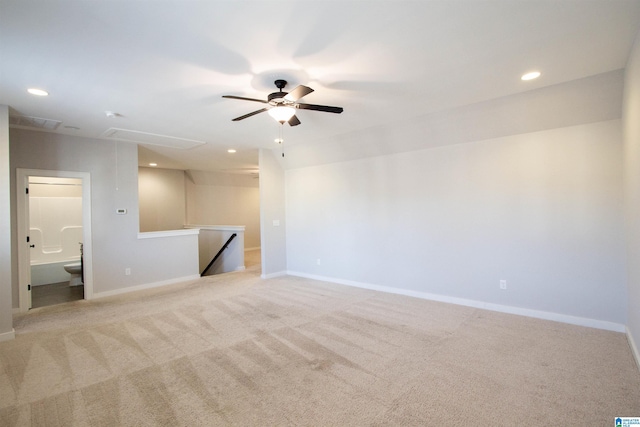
left=0, top=105, right=14, bottom=341
left=138, top=167, right=186, bottom=232
left=281, top=71, right=624, bottom=171
left=286, top=120, right=626, bottom=325
left=259, top=149, right=287, bottom=277
left=623, top=28, right=640, bottom=364
left=10, top=129, right=199, bottom=304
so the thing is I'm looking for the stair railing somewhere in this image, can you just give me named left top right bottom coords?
left=201, top=233, right=237, bottom=276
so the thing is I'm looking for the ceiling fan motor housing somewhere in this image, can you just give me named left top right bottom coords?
left=268, top=79, right=290, bottom=105
left=268, top=91, right=289, bottom=104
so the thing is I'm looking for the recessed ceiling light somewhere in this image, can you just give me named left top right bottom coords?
left=27, top=88, right=49, bottom=96
left=521, top=71, right=541, bottom=81
left=149, top=163, right=158, bottom=167
left=227, top=149, right=237, bottom=153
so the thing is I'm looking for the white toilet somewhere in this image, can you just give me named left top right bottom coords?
left=63, top=262, right=83, bottom=287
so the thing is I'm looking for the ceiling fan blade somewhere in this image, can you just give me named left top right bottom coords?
left=288, top=115, right=301, bottom=126
left=232, top=108, right=268, bottom=121
left=284, top=85, right=314, bottom=102
left=296, top=103, right=344, bottom=114
left=222, top=95, right=267, bottom=104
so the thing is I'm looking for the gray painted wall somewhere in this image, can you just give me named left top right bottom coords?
left=0, top=106, right=13, bottom=340
left=138, top=167, right=186, bottom=232
left=138, top=167, right=262, bottom=250
left=286, top=120, right=626, bottom=325
left=9, top=129, right=198, bottom=304
left=259, top=149, right=287, bottom=277
left=185, top=174, right=260, bottom=250
left=624, top=29, right=640, bottom=360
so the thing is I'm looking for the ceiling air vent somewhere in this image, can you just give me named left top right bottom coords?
left=9, top=114, right=62, bottom=130
left=102, top=128, right=205, bottom=150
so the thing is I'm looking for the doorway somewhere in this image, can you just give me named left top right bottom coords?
left=16, top=169, right=93, bottom=311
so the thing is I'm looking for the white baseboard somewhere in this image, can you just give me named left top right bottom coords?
left=261, top=270, right=287, bottom=279
left=287, top=271, right=626, bottom=333
left=627, top=327, right=640, bottom=372
left=91, top=274, right=201, bottom=299
left=235, top=266, right=246, bottom=271
left=0, top=329, right=15, bottom=342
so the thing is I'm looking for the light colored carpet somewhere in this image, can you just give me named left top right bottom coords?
left=1, top=260, right=639, bottom=426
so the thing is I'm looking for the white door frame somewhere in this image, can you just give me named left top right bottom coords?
left=16, top=168, right=94, bottom=311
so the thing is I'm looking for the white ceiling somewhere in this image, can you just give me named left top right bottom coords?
left=2, top=0, right=640, bottom=172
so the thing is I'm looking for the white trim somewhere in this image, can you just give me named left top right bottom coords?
left=627, top=327, right=640, bottom=372
left=245, top=247, right=261, bottom=251
left=16, top=169, right=94, bottom=310
left=138, top=229, right=199, bottom=239
left=185, top=224, right=245, bottom=232
left=261, top=271, right=287, bottom=279
left=92, top=274, right=200, bottom=299
left=286, top=271, right=626, bottom=333
left=0, top=329, right=15, bottom=342
left=235, top=266, right=246, bottom=271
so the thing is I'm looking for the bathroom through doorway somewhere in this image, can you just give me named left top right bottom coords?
left=29, top=176, right=83, bottom=308
left=16, top=169, right=94, bottom=311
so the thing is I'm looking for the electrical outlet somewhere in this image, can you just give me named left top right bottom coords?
left=125, top=268, right=131, bottom=276
left=500, top=280, right=507, bottom=290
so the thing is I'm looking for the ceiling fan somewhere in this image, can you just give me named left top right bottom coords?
left=222, top=79, right=343, bottom=126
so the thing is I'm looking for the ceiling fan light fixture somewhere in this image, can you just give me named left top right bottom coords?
left=268, top=106, right=296, bottom=123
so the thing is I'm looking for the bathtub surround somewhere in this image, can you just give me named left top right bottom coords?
left=29, top=192, right=82, bottom=264
left=28, top=179, right=83, bottom=288
left=2, top=269, right=639, bottom=425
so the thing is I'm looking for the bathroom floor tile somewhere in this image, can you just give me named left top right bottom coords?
left=32, top=282, right=84, bottom=309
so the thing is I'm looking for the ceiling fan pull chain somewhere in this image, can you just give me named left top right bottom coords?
left=279, top=124, right=285, bottom=157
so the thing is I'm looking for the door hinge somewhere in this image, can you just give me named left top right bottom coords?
left=26, top=236, right=30, bottom=243
left=28, top=284, right=31, bottom=291
left=26, top=187, right=29, bottom=194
